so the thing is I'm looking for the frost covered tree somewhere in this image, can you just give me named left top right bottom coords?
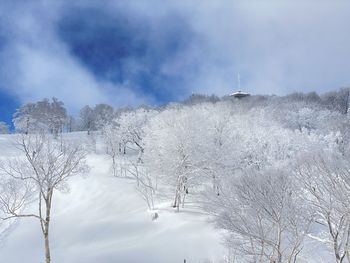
left=78, top=104, right=114, bottom=133
left=322, top=88, right=350, bottom=114
left=13, top=98, right=67, bottom=136
left=103, top=122, right=123, bottom=176
left=183, top=93, right=220, bottom=105
left=125, top=161, right=156, bottom=210
left=140, top=98, right=350, bottom=259
left=0, top=132, right=88, bottom=263
left=102, top=108, right=158, bottom=208
left=66, top=115, right=77, bottom=132
left=143, top=106, right=213, bottom=211
left=79, top=105, right=95, bottom=134
left=103, top=120, right=156, bottom=209
left=0, top=121, right=9, bottom=134
left=199, top=105, right=324, bottom=262
left=102, top=108, right=156, bottom=176
left=206, top=167, right=311, bottom=263
left=93, top=103, right=114, bottom=130
left=45, top=97, right=67, bottom=136
left=13, top=102, right=37, bottom=134
left=73, top=89, right=350, bottom=260
left=296, top=149, right=350, bottom=263
left=116, top=108, right=157, bottom=157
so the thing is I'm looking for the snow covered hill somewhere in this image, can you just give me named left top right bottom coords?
left=0, top=134, right=225, bottom=263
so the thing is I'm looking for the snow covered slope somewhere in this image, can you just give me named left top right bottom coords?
left=0, top=134, right=225, bottom=263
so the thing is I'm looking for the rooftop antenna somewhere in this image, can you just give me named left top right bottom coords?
left=237, top=73, right=241, bottom=91
left=230, top=73, right=250, bottom=98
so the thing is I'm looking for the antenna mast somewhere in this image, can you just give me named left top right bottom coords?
left=237, top=73, right=241, bottom=91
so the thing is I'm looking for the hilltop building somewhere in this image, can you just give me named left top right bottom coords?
left=230, top=90, right=250, bottom=98
left=230, top=73, right=250, bottom=98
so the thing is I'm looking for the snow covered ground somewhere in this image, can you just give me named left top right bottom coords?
left=0, top=134, right=225, bottom=263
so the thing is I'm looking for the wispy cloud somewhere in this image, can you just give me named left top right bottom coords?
left=0, top=1, right=154, bottom=112
left=0, top=0, right=350, bottom=113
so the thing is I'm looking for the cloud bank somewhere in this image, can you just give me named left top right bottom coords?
left=0, top=0, right=350, bottom=113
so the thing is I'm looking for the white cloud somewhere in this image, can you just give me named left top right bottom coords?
left=186, top=0, right=350, bottom=95
left=1, top=0, right=350, bottom=111
left=12, top=45, right=148, bottom=113
left=0, top=0, right=150, bottom=112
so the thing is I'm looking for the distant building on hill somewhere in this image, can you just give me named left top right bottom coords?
left=230, top=73, right=250, bottom=98
left=230, top=90, right=250, bottom=98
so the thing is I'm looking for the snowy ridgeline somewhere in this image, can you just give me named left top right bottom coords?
left=1, top=92, right=350, bottom=263
left=0, top=133, right=225, bottom=263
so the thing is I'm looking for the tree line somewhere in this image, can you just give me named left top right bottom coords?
left=0, top=88, right=350, bottom=262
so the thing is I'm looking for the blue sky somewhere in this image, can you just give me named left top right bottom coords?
left=0, top=0, right=350, bottom=124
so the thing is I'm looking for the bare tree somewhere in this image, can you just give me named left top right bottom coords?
left=79, top=105, right=95, bottom=135
left=143, top=106, right=207, bottom=211
left=13, top=98, right=67, bottom=137
left=13, top=102, right=37, bottom=134
left=103, top=120, right=156, bottom=210
left=296, top=152, right=350, bottom=263
left=0, top=132, right=88, bottom=263
left=93, top=103, right=114, bottom=130
left=126, top=161, right=155, bottom=211
left=103, top=123, right=123, bottom=176
left=0, top=121, right=10, bottom=134
left=322, top=88, right=350, bottom=115
left=116, top=108, right=157, bottom=157
left=205, top=167, right=311, bottom=263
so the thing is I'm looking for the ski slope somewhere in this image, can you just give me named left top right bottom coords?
left=0, top=134, right=225, bottom=263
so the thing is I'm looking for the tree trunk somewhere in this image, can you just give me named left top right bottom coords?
left=112, top=156, right=116, bottom=177
left=44, top=229, right=51, bottom=263
left=182, top=192, right=186, bottom=208
left=173, top=190, right=178, bottom=208
left=43, top=190, right=53, bottom=263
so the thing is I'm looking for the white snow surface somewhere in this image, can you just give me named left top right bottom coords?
left=0, top=133, right=225, bottom=263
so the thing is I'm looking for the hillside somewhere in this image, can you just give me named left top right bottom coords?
left=1, top=92, right=350, bottom=263
left=0, top=134, right=225, bottom=263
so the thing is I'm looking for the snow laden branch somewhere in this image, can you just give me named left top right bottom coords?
left=296, top=151, right=350, bottom=263
left=91, top=92, right=350, bottom=261
left=0, top=132, right=89, bottom=263
left=204, top=167, right=311, bottom=263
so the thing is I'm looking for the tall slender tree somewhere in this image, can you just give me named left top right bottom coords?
left=0, top=132, right=88, bottom=263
